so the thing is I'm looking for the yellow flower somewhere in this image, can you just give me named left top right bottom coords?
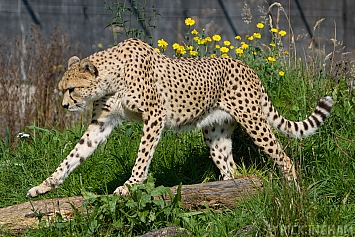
left=211, top=54, right=217, bottom=58
left=187, top=45, right=193, bottom=51
left=279, top=30, right=287, bottom=37
left=257, top=22, right=264, bottom=29
left=241, top=42, right=249, bottom=49
left=154, top=48, right=160, bottom=52
left=221, top=53, right=229, bottom=58
left=235, top=35, right=241, bottom=40
left=172, top=43, right=181, bottom=50
left=224, top=40, right=231, bottom=46
left=173, top=43, right=186, bottom=55
left=198, top=38, right=207, bottom=45
left=247, top=35, right=254, bottom=41
left=271, top=28, right=278, bottom=33
left=236, top=48, right=244, bottom=56
left=229, top=45, right=235, bottom=49
left=215, top=44, right=220, bottom=49
left=269, top=43, right=276, bottom=47
left=205, top=37, right=212, bottom=43
left=279, top=71, right=285, bottom=76
left=185, top=17, right=195, bottom=26
left=191, top=29, right=198, bottom=35
left=253, top=32, right=261, bottom=39
left=212, top=34, right=221, bottom=41
left=190, top=50, right=198, bottom=56
left=267, top=56, right=276, bottom=62
left=157, top=39, right=168, bottom=50
left=220, top=46, right=229, bottom=53
left=176, top=46, right=186, bottom=55
left=284, top=51, right=290, bottom=55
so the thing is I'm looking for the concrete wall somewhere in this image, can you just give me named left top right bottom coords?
left=1, top=0, right=354, bottom=58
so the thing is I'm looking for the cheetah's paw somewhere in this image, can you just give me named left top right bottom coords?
left=27, top=184, right=52, bottom=198
left=113, top=185, right=130, bottom=196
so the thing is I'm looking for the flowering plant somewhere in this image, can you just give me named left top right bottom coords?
left=154, top=17, right=289, bottom=81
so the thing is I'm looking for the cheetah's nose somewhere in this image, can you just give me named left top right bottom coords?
left=62, top=103, right=69, bottom=109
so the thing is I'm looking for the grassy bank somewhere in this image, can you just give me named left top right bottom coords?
left=0, top=73, right=354, bottom=236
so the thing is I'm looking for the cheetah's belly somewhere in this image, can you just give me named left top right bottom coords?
left=195, top=109, right=234, bottom=129
left=165, top=109, right=234, bottom=131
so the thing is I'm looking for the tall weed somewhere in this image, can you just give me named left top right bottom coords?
left=0, top=26, right=87, bottom=141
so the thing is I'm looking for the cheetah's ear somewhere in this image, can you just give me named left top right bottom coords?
left=80, top=59, right=99, bottom=77
left=68, top=56, right=80, bottom=69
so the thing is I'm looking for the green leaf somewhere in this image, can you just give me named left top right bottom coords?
left=150, top=186, right=169, bottom=196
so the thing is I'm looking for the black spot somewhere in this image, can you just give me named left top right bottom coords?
left=317, top=100, right=332, bottom=112
left=314, top=109, right=327, bottom=120
left=79, top=139, right=84, bottom=144
left=151, top=120, right=158, bottom=128
left=308, top=117, right=314, bottom=128
left=311, top=115, right=321, bottom=126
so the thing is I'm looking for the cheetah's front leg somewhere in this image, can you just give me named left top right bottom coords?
left=27, top=120, right=116, bottom=197
left=113, top=113, right=165, bottom=196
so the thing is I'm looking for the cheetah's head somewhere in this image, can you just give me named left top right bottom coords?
left=58, top=56, right=116, bottom=111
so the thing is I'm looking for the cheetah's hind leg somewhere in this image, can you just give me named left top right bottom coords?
left=202, top=122, right=237, bottom=180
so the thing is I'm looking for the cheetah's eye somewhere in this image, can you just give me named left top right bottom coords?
left=68, top=88, right=75, bottom=93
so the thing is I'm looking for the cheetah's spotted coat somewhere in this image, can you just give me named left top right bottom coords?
left=27, top=38, right=333, bottom=197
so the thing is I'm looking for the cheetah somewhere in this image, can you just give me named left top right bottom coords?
left=27, top=38, right=333, bottom=197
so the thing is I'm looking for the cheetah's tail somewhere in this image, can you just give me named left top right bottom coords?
left=262, top=92, right=333, bottom=139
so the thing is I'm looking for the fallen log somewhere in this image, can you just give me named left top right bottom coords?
left=0, top=177, right=262, bottom=232
left=166, top=177, right=262, bottom=209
